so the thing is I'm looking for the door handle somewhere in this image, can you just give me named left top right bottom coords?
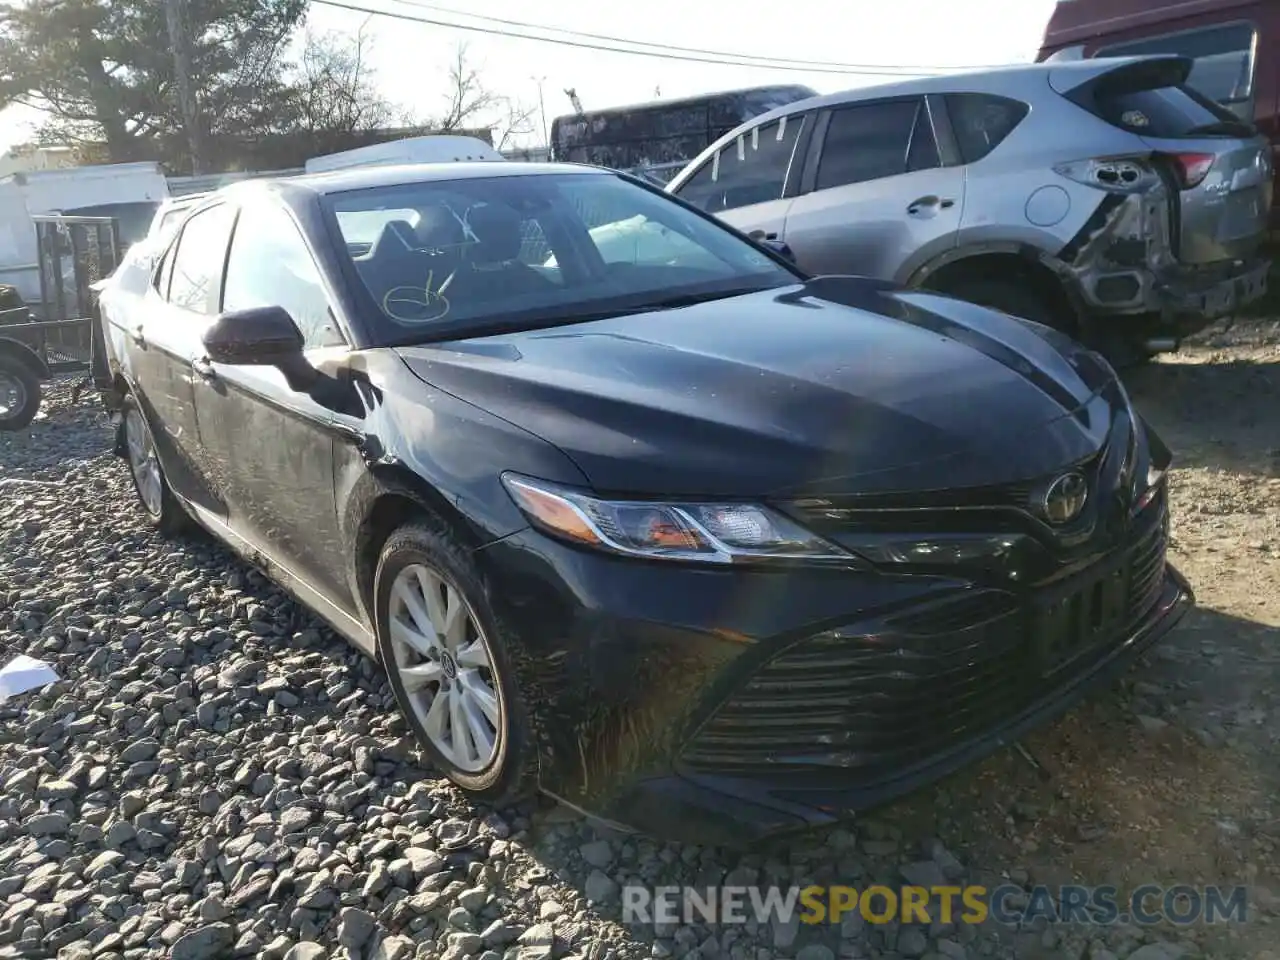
left=130, top=324, right=145, bottom=347
left=748, top=229, right=779, bottom=241
left=907, top=196, right=956, bottom=215
left=191, top=356, right=217, bottom=381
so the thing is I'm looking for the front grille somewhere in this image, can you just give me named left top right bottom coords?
left=682, top=519, right=1168, bottom=779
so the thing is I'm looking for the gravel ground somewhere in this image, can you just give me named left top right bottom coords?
left=1, top=323, right=1277, bottom=960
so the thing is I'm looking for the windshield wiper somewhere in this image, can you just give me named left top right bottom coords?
left=641, top=286, right=777, bottom=310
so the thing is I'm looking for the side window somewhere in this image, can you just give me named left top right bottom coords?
left=815, top=99, right=933, bottom=190
left=1097, top=23, right=1257, bottom=111
left=166, top=204, right=236, bottom=314
left=674, top=114, right=806, bottom=213
left=944, top=94, right=1031, bottom=164
left=222, top=203, right=345, bottom=348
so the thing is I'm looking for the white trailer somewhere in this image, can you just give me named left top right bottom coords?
left=304, top=135, right=504, bottom=174
left=0, top=161, right=169, bottom=306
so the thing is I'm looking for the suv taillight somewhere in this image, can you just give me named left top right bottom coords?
left=1164, top=152, right=1215, bottom=190
left=1053, top=157, right=1159, bottom=193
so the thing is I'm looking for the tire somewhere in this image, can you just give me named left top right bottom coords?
left=0, top=354, right=41, bottom=431
left=942, top=278, right=1061, bottom=330
left=121, top=393, right=189, bottom=536
left=374, top=521, right=537, bottom=805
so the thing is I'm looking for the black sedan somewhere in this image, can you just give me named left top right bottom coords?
left=97, top=160, right=1193, bottom=844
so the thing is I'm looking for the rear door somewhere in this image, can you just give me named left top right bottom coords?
left=668, top=112, right=810, bottom=243
left=780, top=96, right=965, bottom=280
left=126, top=202, right=237, bottom=519
left=1060, top=58, right=1273, bottom=264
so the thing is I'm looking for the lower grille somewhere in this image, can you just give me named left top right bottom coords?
left=682, top=520, right=1168, bottom=779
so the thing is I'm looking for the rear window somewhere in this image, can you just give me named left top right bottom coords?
left=944, top=94, right=1030, bottom=163
left=1091, top=83, right=1247, bottom=138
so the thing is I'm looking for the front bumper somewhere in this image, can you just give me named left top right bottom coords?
left=610, top=564, right=1192, bottom=845
left=480, top=497, right=1194, bottom=845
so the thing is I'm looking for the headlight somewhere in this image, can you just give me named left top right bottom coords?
left=502, top=473, right=855, bottom=565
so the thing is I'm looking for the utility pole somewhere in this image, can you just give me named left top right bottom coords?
left=531, top=75, right=548, bottom=151
left=164, top=0, right=205, bottom=174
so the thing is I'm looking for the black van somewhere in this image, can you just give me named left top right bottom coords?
left=550, top=85, right=818, bottom=183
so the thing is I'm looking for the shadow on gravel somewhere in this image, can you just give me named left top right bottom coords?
left=1122, top=324, right=1280, bottom=480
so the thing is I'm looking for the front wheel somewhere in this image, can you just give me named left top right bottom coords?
left=374, top=522, right=537, bottom=804
left=0, top=354, right=41, bottom=431
left=121, top=394, right=189, bottom=536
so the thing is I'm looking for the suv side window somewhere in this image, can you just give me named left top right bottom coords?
left=222, top=202, right=345, bottom=348
left=1097, top=22, right=1257, bottom=111
left=944, top=94, right=1030, bottom=164
left=674, top=114, right=806, bottom=213
left=166, top=203, right=237, bottom=314
left=815, top=99, right=936, bottom=190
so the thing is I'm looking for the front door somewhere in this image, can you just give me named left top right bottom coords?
left=191, top=200, right=353, bottom=609
left=123, top=202, right=238, bottom=519
left=782, top=97, right=965, bottom=281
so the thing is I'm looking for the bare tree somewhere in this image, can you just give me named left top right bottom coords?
left=435, top=43, right=537, bottom=149
left=285, top=21, right=405, bottom=134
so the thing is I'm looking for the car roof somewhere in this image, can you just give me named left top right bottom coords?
left=725, top=54, right=1185, bottom=125
left=224, top=160, right=612, bottom=199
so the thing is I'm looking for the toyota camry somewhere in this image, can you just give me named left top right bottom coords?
left=95, top=159, right=1193, bottom=844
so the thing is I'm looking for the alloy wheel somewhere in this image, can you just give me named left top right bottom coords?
left=0, top=370, right=26, bottom=420
left=388, top=562, right=502, bottom=772
left=124, top=407, right=164, bottom=517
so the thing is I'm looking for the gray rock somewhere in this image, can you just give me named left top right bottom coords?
left=900, top=861, right=948, bottom=888
left=579, top=840, right=615, bottom=869
left=371, top=935, right=415, bottom=960
left=771, top=914, right=799, bottom=949
left=481, top=919, right=521, bottom=946
left=1136, top=714, right=1169, bottom=733
left=337, top=908, right=377, bottom=950
left=1127, top=946, right=1188, bottom=960
left=283, top=943, right=327, bottom=960
left=24, top=813, right=70, bottom=836
left=796, top=948, right=836, bottom=960
left=171, top=923, right=235, bottom=960
left=584, top=869, right=618, bottom=904
left=119, top=738, right=160, bottom=764
left=896, top=926, right=928, bottom=958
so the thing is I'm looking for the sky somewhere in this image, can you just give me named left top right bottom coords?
left=0, top=0, right=1060, bottom=154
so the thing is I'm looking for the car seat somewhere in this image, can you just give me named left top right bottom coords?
left=448, top=203, right=556, bottom=302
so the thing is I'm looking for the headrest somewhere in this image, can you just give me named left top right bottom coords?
left=466, top=203, right=524, bottom=265
left=368, top=219, right=419, bottom=259
left=413, top=205, right=467, bottom=251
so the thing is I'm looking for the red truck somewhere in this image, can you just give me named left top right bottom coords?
left=1038, top=0, right=1280, bottom=228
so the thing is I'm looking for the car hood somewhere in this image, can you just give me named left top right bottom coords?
left=395, top=277, right=1121, bottom=498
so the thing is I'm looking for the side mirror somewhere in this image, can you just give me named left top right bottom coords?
left=202, top=306, right=304, bottom=366
left=761, top=238, right=796, bottom=264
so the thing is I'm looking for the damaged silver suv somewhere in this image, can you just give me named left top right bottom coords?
left=666, top=55, right=1272, bottom=363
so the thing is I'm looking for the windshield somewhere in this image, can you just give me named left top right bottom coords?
left=324, top=171, right=799, bottom=344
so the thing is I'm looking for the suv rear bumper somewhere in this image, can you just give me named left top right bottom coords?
left=1156, top=257, right=1270, bottom=321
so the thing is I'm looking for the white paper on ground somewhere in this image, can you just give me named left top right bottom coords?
left=0, top=655, right=60, bottom=703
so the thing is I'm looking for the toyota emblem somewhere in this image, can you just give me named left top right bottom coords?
left=1042, top=472, right=1089, bottom=524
